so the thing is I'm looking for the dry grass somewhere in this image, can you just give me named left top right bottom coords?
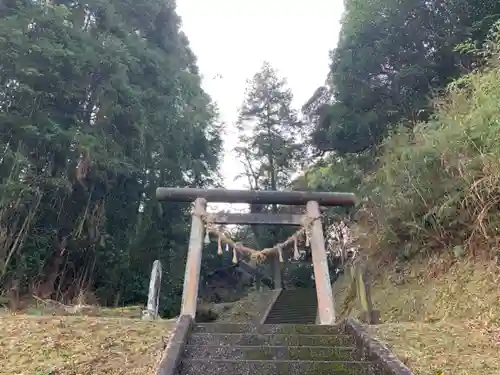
left=333, top=256, right=500, bottom=322
left=0, top=288, right=274, bottom=374
left=21, top=304, right=146, bottom=319
left=218, top=289, right=276, bottom=323
left=369, top=321, right=500, bottom=375
left=333, top=256, right=500, bottom=375
left=0, top=310, right=173, bottom=375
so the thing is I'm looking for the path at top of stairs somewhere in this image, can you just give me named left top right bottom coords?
left=263, top=288, right=318, bottom=324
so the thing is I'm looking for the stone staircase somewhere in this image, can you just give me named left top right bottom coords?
left=159, top=289, right=414, bottom=375
left=264, top=288, right=318, bottom=324
left=177, top=323, right=375, bottom=375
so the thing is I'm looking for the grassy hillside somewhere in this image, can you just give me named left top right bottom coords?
left=0, top=307, right=173, bottom=375
left=333, top=256, right=500, bottom=323
left=369, top=321, right=498, bottom=375
left=332, top=256, right=500, bottom=375
left=331, top=45, right=500, bottom=375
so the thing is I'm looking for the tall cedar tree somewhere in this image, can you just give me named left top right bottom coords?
left=235, top=62, right=303, bottom=192
left=235, top=62, right=304, bottom=249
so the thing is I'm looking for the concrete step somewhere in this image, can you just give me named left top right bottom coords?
left=264, top=308, right=318, bottom=324
left=264, top=316, right=317, bottom=324
left=268, top=303, right=316, bottom=308
left=269, top=303, right=315, bottom=306
left=272, top=298, right=316, bottom=305
left=273, top=295, right=316, bottom=301
left=179, top=359, right=373, bottom=375
left=265, top=310, right=316, bottom=315
left=271, top=302, right=316, bottom=307
left=268, top=306, right=316, bottom=310
left=187, top=333, right=355, bottom=347
left=266, top=311, right=316, bottom=316
left=269, top=306, right=316, bottom=310
left=265, top=312, right=317, bottom=317
left=192, top=323, right=343, bottom=335
left=268, top=302, right=316, bottom=307
left=279, top=289, right=316, bottom=294
left=183, top=345, right=356, bottom=361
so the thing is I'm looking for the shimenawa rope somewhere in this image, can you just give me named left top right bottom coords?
left=193, top=208, right=320, bottom=263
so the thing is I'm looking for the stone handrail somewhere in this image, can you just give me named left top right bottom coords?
left=155, top=315, right=193, bottom=375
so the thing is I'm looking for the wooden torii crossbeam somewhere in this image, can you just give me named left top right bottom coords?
left=156, top=187, right=356, bottom=206
left=156, top=187, right=356, bottom=325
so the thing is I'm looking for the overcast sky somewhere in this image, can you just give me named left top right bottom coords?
left=176, top=0, right=344, bottom=193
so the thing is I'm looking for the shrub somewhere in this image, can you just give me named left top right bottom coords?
left=367, top=50, right=500, bottom=259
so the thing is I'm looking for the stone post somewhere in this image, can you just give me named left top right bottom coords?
left=271, top=253, right=283, bottom=290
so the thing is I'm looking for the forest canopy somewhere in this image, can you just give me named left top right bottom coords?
left=307, top=0, right=500, bottom=154
left=0, top=0, right=221, bottom=316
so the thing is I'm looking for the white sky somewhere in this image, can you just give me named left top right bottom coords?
left=176, top=0, right=344, bottom=196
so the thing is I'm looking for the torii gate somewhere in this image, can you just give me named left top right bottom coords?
left=156, top=187, right=356, bottom=325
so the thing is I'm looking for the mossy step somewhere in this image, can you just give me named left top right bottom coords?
left=193, top=323, right=343, bottom=335
left=179, top=359, right=372, bottom=375
left=187, top=333, right=355, bottom=347
left=183, top=344, right=356, bottom=361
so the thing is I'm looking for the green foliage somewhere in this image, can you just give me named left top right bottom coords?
left=297, top=153, right=367, bottom=193
left=300, top=7, right=500, bottom=263
left=307, top=0, right=500, bottom=154
left=0, top=0, right=221, bottom=317
left=371, top=45, right=500, bottom=257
